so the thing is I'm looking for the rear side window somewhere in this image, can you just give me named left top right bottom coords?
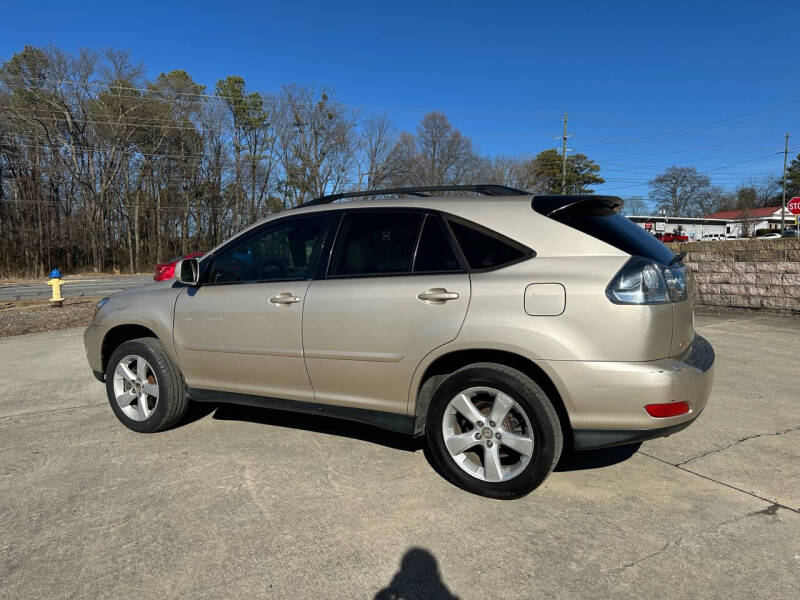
left=448, top=220, right=529, bottom=270
left=413, top=216, right=461, bottom=273
left=330, top=211, right=423, bottom=276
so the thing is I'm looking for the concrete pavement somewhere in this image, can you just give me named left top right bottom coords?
left=0, top=274, right=153, bottom=300
left=0, top=312, right=798, bottom=599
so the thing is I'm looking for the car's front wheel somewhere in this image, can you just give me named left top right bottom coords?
left=426, top=363, right=563, bottom=499
left=105, top=337, right=187, bottom=433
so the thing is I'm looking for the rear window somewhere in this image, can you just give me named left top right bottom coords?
left=534, top=197, right=676, bottom=265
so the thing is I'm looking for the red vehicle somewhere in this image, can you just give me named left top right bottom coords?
left=153, top=252, right=205, bottom=281
left=656, top=233, right=688, bottom=243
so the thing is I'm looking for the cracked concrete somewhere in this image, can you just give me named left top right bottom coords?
left=676, top=425, right=800, bottom=467
left=614, top=504, right=781, bottom=572
left=1, top=310, right=799, bottom=599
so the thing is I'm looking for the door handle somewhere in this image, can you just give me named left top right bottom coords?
left=417, top=288, right=459, bottom=303
left=269, top=293, right=301, bottom=305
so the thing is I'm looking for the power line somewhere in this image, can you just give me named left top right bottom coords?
left=0, top=74, right=248, bottom=103
left=0, top=109, right=219, bottom=133
left=580, top=98, right=800, bottom=148
left=704, top=150, right=793, bottom=174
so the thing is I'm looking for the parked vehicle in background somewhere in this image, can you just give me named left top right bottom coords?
left=85, top=185, right=714, bottom=499
left=782, top=228, right=800, bottom=238
left=153, top=252, right=205, bottom=281
left=757, top=232, right=781, bottom=239
left=701, top=234, right=726, bottom=241
left=657, top=233, right=688, bottom=243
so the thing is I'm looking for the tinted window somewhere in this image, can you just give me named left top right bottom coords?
left=413, top=216, right=461, bottom=273
left=208, top=215, right=326, bottom=283
left=532, top=197, right=676, bottom=265
left=330, top=211, right=423, bottom=276
left=555, top=212, right=675, bottom=265
left=448, top=220, right=527, bottom=270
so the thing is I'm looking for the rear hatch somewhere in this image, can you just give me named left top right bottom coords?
left=532, top=195, right=693, bottom=358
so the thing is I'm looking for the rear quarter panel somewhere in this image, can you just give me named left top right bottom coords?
left=458, top=256, right=673, bottom=362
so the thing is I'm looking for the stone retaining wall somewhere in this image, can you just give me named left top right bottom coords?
left=664, top=238, right=800, bottom=313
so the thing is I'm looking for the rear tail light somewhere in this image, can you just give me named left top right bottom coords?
left=645, top=401, right=690, bottom=418
left=606, top=257, right=688, bottom=305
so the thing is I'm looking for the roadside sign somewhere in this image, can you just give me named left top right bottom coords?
left=788, top=197, right=800, bottom=215
left=644, top=222, right=652, bottom=230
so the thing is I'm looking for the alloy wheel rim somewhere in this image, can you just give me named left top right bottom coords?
left=112, top=354, right=159, bottom=422
left=441, top=386, right=535, bottom=483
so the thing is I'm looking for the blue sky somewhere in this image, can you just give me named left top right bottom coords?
left=3, top=0, right=799, bottom=200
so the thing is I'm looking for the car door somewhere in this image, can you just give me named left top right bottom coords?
left=302, top=209, right=470, bottom=415
left=173, top=213, right=330, bottom=402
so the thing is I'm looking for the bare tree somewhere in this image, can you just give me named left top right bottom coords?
left=388, top=112, right=482, bottom=187
left=355, top=112, right=398, bottom=189
left=749, top=174, right=780, bottom=207
left=621, top=196, right=648, bottom=216
left=736, top=186, right=758, bottom=237
left=276, top=85, right=356, bottom=207
left=648, top=166, right=713, bottom=217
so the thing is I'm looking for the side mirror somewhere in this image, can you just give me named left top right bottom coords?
left=175, top=258, right=200, bottom=286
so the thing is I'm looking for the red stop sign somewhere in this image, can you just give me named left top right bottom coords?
left=789, top=197, right=800, bottom=215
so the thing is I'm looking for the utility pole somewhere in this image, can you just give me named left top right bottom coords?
left=561, top=112, right=569, bottom=194
left=782, top=132, right=789, bottom=234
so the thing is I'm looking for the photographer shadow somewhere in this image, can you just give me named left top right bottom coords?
left=374, top=547, right=459, bottom=600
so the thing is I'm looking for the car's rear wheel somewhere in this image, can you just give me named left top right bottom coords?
left=426, top=363, right=562, bottom=499
left=105, top=337, right=187, bottom=433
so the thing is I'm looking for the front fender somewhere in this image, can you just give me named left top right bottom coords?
left=91, top=285, right=183, bottom=371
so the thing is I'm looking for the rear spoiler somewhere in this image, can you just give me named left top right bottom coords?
left=532, top=195, right=624, bottom=218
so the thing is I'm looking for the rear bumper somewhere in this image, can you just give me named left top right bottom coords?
left=543, top=334, right=715, bottom=450
left=573, top=418, right=697, bottom=450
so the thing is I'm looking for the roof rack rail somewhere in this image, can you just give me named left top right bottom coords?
left=300, top=184, right=528, bottom=208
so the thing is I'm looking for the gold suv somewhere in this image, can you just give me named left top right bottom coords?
left=84, top=185, right=715, bottom=498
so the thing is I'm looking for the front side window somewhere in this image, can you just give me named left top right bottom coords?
left=330, top=211, right=423, bottom=277
left=207, top=214, right=327, bottom=284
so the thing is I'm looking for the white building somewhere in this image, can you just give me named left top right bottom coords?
left=704, top=206, right=796, bottom=237
left=627, top=215, right=726, bottom=240
left=628, top=205, right=797, bottom=239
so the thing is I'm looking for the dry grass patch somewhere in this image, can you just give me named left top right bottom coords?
left=0, top=297, right=102, bottom=337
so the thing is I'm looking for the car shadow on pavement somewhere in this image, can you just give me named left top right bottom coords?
left=172, top=401, right=218, bottom=429
left=555, top=443, right=640, bottom=472
left=184, top=402, right=640, bottom=472
left=374, top=547, right=459, bottom=600
left=209, top=403, right=424, bottom=452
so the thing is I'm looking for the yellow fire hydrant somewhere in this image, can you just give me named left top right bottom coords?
left=47, top=269, right=66, bottom=307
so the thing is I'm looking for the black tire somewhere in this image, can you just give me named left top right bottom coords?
left=425, top=362, right=562, bottom=499
left=105, top=337, right=188, bottom=433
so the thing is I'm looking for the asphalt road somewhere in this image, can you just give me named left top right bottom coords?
left=0, top=274, right=153, bottom=300
left=1, top=311, right=798, bottom=599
